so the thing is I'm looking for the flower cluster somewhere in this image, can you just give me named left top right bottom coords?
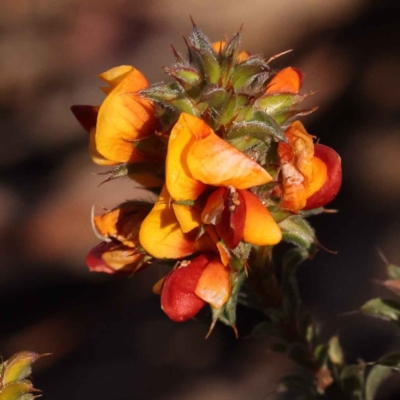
left=72, top=25, right=342, bottom=331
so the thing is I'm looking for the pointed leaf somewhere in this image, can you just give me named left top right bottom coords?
left=377, top=352, right=400, bottom=370
left=361, top=298, right=400, bottom=325
left=231, top=56, right=270, bottom=89
left=387, top=264, right=400, bottom=280
left=251, top=110, right=286, bottom=142
left=365, top=365, right=392, bottom=400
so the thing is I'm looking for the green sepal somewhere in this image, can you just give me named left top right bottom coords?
left=279, top=215, right=317, bottom=254
left=255, top=93, right=305, bottom=115
left=361, top=298, right=400, bottom=326
left=211, top=268, right=246, bottom=331
left=218, top=92, right=237, bottom=126
left=274, top=107, right=318, bottom=126
left=164, top=66, right=202, bottom=90
left=192, top=48, right=220, bottom=84
left=365, top=365, right=392, bottom=400
left=140, top=81, right=186, bottom=102
left=98, top=162, right=164, bottom=185
left=230, top=56, right=270, bottom=89
left=199, top=86, right=229, bottom=110
left=249, top=110, right=286, bottom=142
left=221, top=29, right=241, bottom=60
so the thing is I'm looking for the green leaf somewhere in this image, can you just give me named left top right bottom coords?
left=279, top=215, right=317, bottom=253
left=377, top=352, right=400, bottom=370
left=361, top=298, right=400, bottom=326
left=365, top=365, right=392, bottom=400
left=340, top=364, right=364, bottom=400
left=164, top=66, right=202, bottom=90
left=200, top=86, right=229, bottom=110
left=328, top=336, right=344, bottom=365
left=387, top=264, right=400, bottom=280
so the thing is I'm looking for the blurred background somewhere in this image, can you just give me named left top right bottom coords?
left=1, top=0, right=400, bottom=398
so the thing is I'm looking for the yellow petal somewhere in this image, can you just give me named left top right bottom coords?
left=139, top=186, right=197, bottom=259
left=95, top=66, right=156, bottom=163
left=305, top=156, right=327, bottom=198
left=166, top=113, right=207, bottom=201
left=89, top=127, right=118, bottom=166
left=195, top=258, right=231, bottom=309
left=186, top=116, right=272, bottom=188
left=98, top=65, right=136, bottom=88
left=172, top=203, right=202, bottom=233
left=240, top=190, right=282, bottom=245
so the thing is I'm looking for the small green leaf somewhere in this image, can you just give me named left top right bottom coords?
left=361, top=298, right=400, bottom=325
left=200, top=86, right=229, bottom=110
left=365, top=365, right=392, bottom=400
left=377, top=352, right=400, bottom=370
left=250, top=110, right=286, bottom=142
left=164, top=66, right=202, bottom=90
left=387, top=264, right=400, bottom=280
left=328, top=336, right=344, bottom=365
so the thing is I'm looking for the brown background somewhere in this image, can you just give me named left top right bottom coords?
left=1, top=0, right=400, bottom=399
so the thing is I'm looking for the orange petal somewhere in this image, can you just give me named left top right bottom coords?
left=89, top=127, right=119, bottom=166
left=305, top=156, right=327, bottom=198
left=172, top=203, right=202, bottom=233
left=195, top=258, right=231, bottom=309
left=183, top=114, right=272, bottom=188
left=212, top=41, right=250, bottom=61
left=139, top=186, right=197, bottom=259
left=86, top=241, right=146, bottom=275
left=98, top=65, right=136, bottom=88
left=240, top=190, right=282, bottom=245
left=94, top=201, right=150, bottom=247
left=266, top=67, right=304, bottom=94
left=166, top=113, right=207, bottom=201
left=95, top=66, right=156, bottom=163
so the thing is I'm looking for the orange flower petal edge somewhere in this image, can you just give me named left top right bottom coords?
left=266, top=67, right=304, bottom=95
left=195, top=258, right=231, bottom=309
left=240, top=190, right=282, bottom=246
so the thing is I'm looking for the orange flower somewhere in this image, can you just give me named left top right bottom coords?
left=71, top=66, right=157, bottom=165
left=87, top=202, right=153, bottom=274
left=277, top=121, right=341, bottom=212
left=139, top=113, right=282, bottom=260
left=161, top=254, right=231, bottom=321
left=266, top=67, right=304, bottom=94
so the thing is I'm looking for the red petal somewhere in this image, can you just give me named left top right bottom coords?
left=304, top=144, right=342, bottom=210
left=161, top=255, right=211, bottom=322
